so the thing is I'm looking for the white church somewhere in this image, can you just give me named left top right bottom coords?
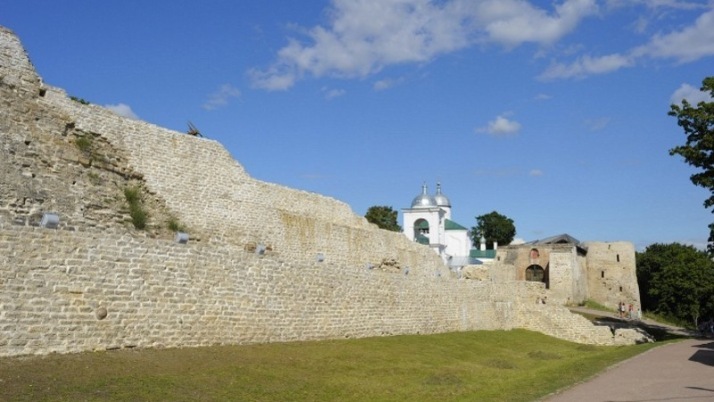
left=402, top=183, right=492, bottom=267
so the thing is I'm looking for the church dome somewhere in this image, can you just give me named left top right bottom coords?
left=411, top=183, right=437, bottom=208
left=434, top=182, right=451, bottom=207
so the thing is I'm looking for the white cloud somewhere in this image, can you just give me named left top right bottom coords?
left=250, top=0, right=599, bottom=90
left=541, top=8, right=714, bottom=80
left=670, top=82, right=714, bottom=105
left=322, top=87, right=346, bottom=99
left=529, top=169, right=544, bottom=177
left=634, top=8, right=714, bottom=63
left=476, top=0, right=598, bottom=47
left=477, top=113, right=522, bottom=136
left=606, top=0, right=709, bottom=12
left=105, top=103, right=139, bottom=120
left=373, top=77, right=404, bottom=91
left=534, top=93, right=552, bottom=101
left=539, top=53, right=635, bottom=80
left=202, top=84, right=241, bottom=110
left=584, top=117, right=611, bottom=131
left=472, top=167, right=520, bottom=177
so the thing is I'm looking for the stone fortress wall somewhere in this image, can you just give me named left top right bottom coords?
left=496, top=242, right=641, bottom=311
left=0, top=26, right=643, bottom=357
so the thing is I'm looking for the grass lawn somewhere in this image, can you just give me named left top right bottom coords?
left=0, top=329, right=663, bottom=402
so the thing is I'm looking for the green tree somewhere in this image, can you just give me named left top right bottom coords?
left=365, top=205, right=401, bottom=232
left=470, top=211, right=516, bottom=249
left=636, top=243, right=714, bottom=326
left=669, top=76, right=714, bottom=254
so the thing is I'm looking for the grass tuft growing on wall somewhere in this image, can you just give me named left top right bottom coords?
left=167, top=217, right=185, bottom=233
left=124, top=186, right=147, bottom=230
left=74, top=136, right=92, bottom=154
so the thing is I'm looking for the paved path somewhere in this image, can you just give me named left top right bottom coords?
left=543, top=338, right=714, bottom=401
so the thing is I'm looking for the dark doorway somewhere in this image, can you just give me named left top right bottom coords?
left=525, top=264, right=546, bottom=283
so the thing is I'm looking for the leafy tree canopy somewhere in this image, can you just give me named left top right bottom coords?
left=669, top=76, right=714, bottom=253
left=470, top=211, right=516, bottom=249
left=636, top=243, right=714, bottom=326
left=365, top=205, right=401, bottom=232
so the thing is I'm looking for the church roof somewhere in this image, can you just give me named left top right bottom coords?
left=444, top=219, right=467, bottom=231
left=525, top=233, right=580, bottom=245
left=410, top=183, right=438, bottom=208
left=524, top=233, right=588, bottom=254
left=434, top=182, right=451, bottom=207
left=470, top=249, right=497, bottom=259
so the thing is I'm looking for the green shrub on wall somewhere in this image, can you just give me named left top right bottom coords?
left=167, top=217, right=185, bottom=232
left=124, top=187, right=147, bottom=230
left=74, top=136, right=92, bottom=154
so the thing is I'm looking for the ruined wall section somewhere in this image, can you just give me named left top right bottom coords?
left=584, top=242, right=641, bottom=312
left=1, top=25, right=445, bottom=272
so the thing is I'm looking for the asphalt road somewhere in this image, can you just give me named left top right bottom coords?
left=543, top=338, right=714, bottom=401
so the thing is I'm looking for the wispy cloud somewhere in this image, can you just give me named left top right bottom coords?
left=250, top=0, right=599, bottom=90
left=322, top=87, right=346, bottom=100
left=476, top=113, right=522, bottom=136
left=539, top=53, right=635, bottom=80
left=540, top=8, right=714, bottom=80
left=473, top=166, right=540, bottom=177
left=670, top=82, right=714, bottom=105
left=529, top=169, right=544, bottom=177
left=105, top=103, right=139, bottom=120
left=373, top=77, right=405, bottom=91
left=202, top=84, right=241, bottom=110
left=584, top=117, right=611, bottom=131
left=472, top=167, right=521, bottom=177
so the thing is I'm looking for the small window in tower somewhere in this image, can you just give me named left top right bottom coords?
left=601, top=271, right=605, bottom=278
left=619, top=286, right=623, bottom=292
left=616, top=254, right=620, bottom=262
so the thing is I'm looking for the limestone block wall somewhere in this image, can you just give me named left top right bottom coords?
left=548, top=248, right=576, bottom=304
left=584, top=242, right=641, bottom=312
left=0, top=224, right=590, bottom=357
left=0, top=25, right=645, bottom=356
left=1, top=24, right=447, bottom=273
left=42, top=70, right=444, bottom=273
left=548, top=247, right=588, bottom=305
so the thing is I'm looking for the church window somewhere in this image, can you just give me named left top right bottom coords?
left=413, top=219, right=430, bottom=245
left=616, top=254, right=620, bottom=262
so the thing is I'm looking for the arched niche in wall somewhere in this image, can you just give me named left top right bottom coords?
left=525, top=264, right=546, bottom=286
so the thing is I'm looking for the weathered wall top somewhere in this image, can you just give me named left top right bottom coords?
left=0, top=25, right=447, bottom=273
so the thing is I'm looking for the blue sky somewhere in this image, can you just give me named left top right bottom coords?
left=2, top=0, right=713, bottom=250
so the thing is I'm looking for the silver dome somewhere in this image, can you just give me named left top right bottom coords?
left=411, top=183, right=437, bottom=208
left=434, top=182, right=451, bottom=207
